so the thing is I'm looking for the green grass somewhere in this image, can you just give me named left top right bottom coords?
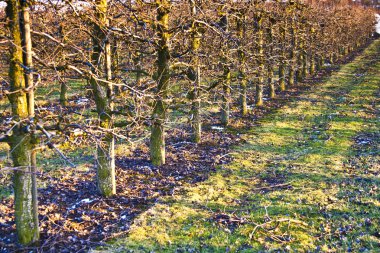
left=94, top=40, right=380, bottom=252
left=35, top=79, right=87, bottom=105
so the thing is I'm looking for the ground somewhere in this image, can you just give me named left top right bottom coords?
left=94, top=40, right=380, bottom=252
left=1, top=40, right=379, bottom=252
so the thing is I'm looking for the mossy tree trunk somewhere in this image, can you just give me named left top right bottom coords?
left=132, top=51, right=142, bottom=117
left=309, top=26, right=316, bottom=75
left=9, top=133, right=39, bottom=245
left=221, top=63, right=231, bottom=126
left=60, top=81, right=68, bottom=106
left=302, top=48, right=308, bottom=78
left=318, top=55, right=324, bottom=70
left=310, top=54, right=315, bottom=75
left=150, top=0, right=170, bottom=165
left=90, top=0, right=116, bottom=196
left=20, top=0, right=34, bottom=116
left=267, top=20, right=275, bottom=99
left=189, top=0, right=202, bottom=143
left=219, top=13, right=231, bottom=126
left=112, top=39, right=121, bottom=95
left=296, top=26, right=304, bottom=83
left=58, top=25, right=68, bottom=106
left=296, top=21, right=307, bottom=82
left=6, top=0, right=39, bottom=244
left=288, top=15, right=296, bottom=87
left=255, top=13, right=264, bottom=106
left=237, top=12, right=247, bottom=116
left=279, top=22, right=287, bottom=92
left=329, top=53, right=334, bottom=64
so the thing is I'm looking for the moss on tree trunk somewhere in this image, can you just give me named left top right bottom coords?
left=6, top=0, right=39, bottom=244
left=218, top=13, right=230, bottom=126
left=91, top=0, right=116, bottom=196
left=255, top=13, right=264, bottom=106
left=20, top=1, right=34, bottom=116
left=60, top=81, right=68, bottom=106
left=189, top=0, right=202, bottom=143
left=221, top=67, right=231, bottom=126
left=302, top=53, right=308, bottom=78
left=10, top=132, right=39, bottom=245
left=279, top=64, right=286, bottom=91
left=296, top=33, right=304, bottom=83
left=96, top=132, right=116, bottom=196
left=151, top=0, right=170, bottom=165
left=288, top=15, right=296, bottom=87
left=279, top=24, right=286, bottom=92
left=237, top=13, right=247, bottom=116
left=267, top=24, right=275, bottom=99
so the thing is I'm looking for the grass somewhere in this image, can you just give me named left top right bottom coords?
left=94, top=40, right=380, bottom=252
left=35, top=79, right=87, bottom=103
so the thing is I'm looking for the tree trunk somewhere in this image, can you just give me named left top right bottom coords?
left=255, top=13, right=264, bottom=106
left=20, top=0, right=34, bottom=116
left=302, top=53, right=307, bottom=79
left=189, top=0, right=202, bottom=143
left=279, top=23, right=286, bottom=92
left=288, top=15, right=296, bottom=87
left=91, top=0, right=116, bottom=196
left=267, top=24, right=275, bottom=99
left=219, top=13, right=230, bottom=126
left=288, top=68, right=295, bottom=86
left=279, top=64, right=286, bottom=91
left=112, top=39, right=121, bottom=95
left=191, top=64, right=201, bottom=143
left=316, top=54, right=323, bottom=71
left=150, top=0, right=170, bottom=165
left=310, top=55, right=315, bottom=75
left=60, top=81, right=68, bottom=106
left=10, top=133, right=39, bottom=245
left=329, top=53, right=334, bottom=64
left=237, top=13, right=247, bottom=116
left=240, top=73, right=248, bottom=115
left=221, top=66, right=231, bottom=126
left=296, top=35, right=304, bottom=83
left=268, top=65, right=275, bottom=99
left=6, top=0, right=39, bottom=244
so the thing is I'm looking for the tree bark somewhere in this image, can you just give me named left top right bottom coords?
left=279, top=21, right=287, bottom=92
left=310, top=55, right=315, bottom=75
left=219, top=14, right=230, bottom=125
left=288, top=14, right=296, bottom=87
left=20, top=0, right=34, bottom=116
left=255, top=13, right=264, bottom=106
left=221, top=65, right=231, bottom=126
left=60, top=81, right=68, bottom=106
left=189, top=0, right=202, bottom=143
left=237, top=12, right=248, bottom=116
left=6, top=0, right=39, bottom=244
left=10, top=133, right=39, bottom=245
left=150, top=0, right=170, bottom=165
left=91, top=0, right=116, bottom=196
left=267, top=23, right=275, bottom=99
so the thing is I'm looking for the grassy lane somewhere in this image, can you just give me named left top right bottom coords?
left=98, top=40, right=380, bottom=252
